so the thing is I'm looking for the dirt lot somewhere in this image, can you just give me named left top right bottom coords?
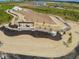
left=0, top=20, right=79, bottom=58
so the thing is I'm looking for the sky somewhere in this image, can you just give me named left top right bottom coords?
left=57, top=0, right=79, bottom=2
left=0, top=0, right=19, bottom=1
left=0, top=0, right=79, bottom=2
left=0, top=0, right=4, bottom=1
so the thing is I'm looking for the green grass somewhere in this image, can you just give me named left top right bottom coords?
left=0, top=10, right=13, bottom=24
left=0, top=5, right=13, bottom=10
left=0, top=5, right=13, bottom=24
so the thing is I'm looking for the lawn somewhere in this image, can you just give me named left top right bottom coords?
left=0, top=4, right=13, bottom=24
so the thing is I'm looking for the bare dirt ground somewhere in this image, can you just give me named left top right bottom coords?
left=0, top=20, right=79, bottom=58
left=20, top=9, right=56, bottom=24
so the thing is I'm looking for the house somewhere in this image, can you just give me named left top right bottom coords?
left=32, top=1, right=47, bottom=6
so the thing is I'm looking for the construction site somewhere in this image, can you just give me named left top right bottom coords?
left=0, top=6, right=79, bottom=59
left=5, top=6, right=69, bottom=36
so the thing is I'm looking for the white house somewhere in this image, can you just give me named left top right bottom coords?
left=32, top=1, right=47, bottom=6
